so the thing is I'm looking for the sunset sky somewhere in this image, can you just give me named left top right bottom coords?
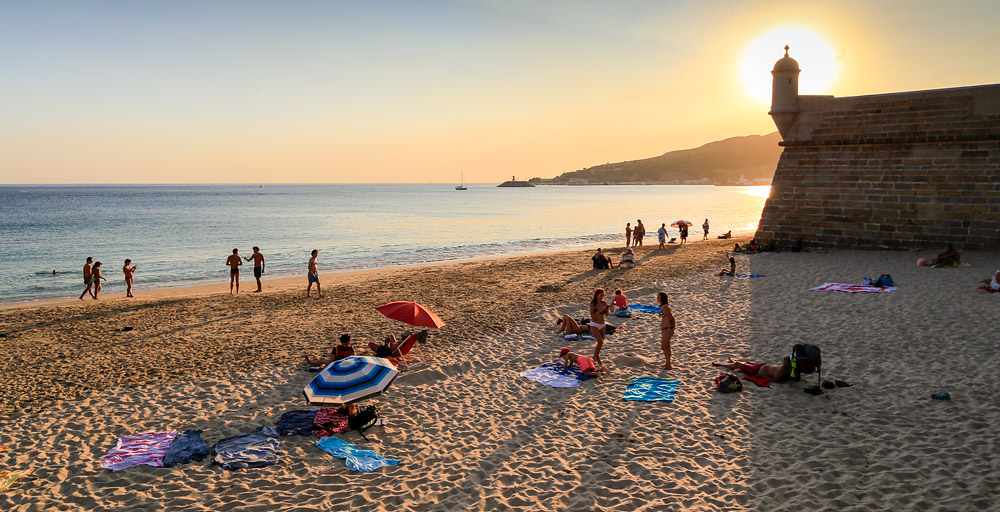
left=2, top=0, right=999, bottom=184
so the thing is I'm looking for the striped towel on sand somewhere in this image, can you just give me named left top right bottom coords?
left=811, top=283, right=898, bottom=293
left=100, top=431, right=178, bottom=471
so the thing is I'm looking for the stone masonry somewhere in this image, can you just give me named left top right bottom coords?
left=756, top=84, right=1000, bottom=250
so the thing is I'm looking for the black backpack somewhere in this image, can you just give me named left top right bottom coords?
left=790, top=344, right=822, bottom=386
left=348, top=405, right=380, bottom=441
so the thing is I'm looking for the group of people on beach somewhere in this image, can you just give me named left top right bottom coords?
left=78, top=257, right=136, bottom=300
left=556, top=287, right=676, bottom=378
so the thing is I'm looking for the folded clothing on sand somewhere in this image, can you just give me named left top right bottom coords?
left=100, top=430, right=178, bottom=471
left=811, top=283, right=898, bottom=293
left=211, top=426, right=280, bottom=470
left=162, top=430, right=210, bottom=467
left=315, top=436, right=400, bottom=472
left=623, top=377, right=680, bottom=401
left=313, top=408, right=351, bottom=438
left=520, top=362, right=593, bottom=388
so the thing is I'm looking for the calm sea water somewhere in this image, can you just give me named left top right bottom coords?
left=0, top=184, right=769, bottom=304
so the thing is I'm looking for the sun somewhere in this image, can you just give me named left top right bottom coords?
left=739, top=26, right=839, bottom=105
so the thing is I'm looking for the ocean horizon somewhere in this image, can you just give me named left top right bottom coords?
left=0, top=183, right=769, bottom=304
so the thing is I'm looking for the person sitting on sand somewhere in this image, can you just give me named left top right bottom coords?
left=717, top=257, right=736, bottom=276
left=982, top=269, right=1000, bottom=291
left=592, top=248, right=614, bottom=270
left=619, top=248, right=635, bottom=268
left=711, top=358, right=791, bottom=382
left=612, top=288, right=628, bottom=312
left=303, top=334, right=356, bottom=366
left=558, top=347, right=603, bottom=379
left=931, top=244, right=961, bottom=267
left=718, top=230, right=732, bottom=239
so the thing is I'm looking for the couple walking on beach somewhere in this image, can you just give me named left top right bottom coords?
left=586, top=288, right=676, bottom=372
left=225, top=247, right=266, bottom=294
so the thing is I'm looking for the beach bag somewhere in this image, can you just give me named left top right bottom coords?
left=714, top=373, right=743, bottom=393
left=861, top=277, right=872, bottom=286
left=348, top=405, right=380, bottom=441
left=606, top=324, right=617, bottom=335
left=616, top=309, right=631, bottom=318
left=790, top=344, right=822, bottom=386
left=875, top=274, right=894, bottom=287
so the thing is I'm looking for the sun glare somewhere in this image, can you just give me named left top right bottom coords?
left=739, top=26, right=839, bottom=105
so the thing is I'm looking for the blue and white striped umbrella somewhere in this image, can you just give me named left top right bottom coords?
left=303, top=356, right=399, bottom=405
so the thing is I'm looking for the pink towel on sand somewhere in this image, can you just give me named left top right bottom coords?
left=313, top=408, right=350, bottom=438
left=811, top=283, right=898, bottom=293
left=100, top=431, right=178, bottom=471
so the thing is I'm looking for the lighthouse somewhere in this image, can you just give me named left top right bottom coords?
left=769, top=45, right=800, bottom=139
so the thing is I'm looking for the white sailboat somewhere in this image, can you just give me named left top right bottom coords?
left=455, top=172, right=467, bottom=190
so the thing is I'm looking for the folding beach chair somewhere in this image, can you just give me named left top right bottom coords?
left=388, top=331, right=428, bottom=370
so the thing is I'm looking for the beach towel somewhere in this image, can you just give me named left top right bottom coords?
left=0, top=470, right=29, bottom=491
left=979, top=286, right=1000, bottom=293
left=276, top=409, right=320, bottom=436
left=742, top=375, right=773, bottom=388
left=211, top=426, right=280, bottom=470
left=162, top=430, right=210, bottom=467
left=629, top=305, right=661, bottom=313
left=315, top=436, right=401, bottom=472
left=520, top=362, right=593, bottom=388
left=733, top=274, right=765, bottom=278
left=99, top=430, right=178, bottom=471
left=313, top=408, right=351, bottom=438
left=623, top=377, right=680, bottom=402
left=810, top=283, right=898, bottom=293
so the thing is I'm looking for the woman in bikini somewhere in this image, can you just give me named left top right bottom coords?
left=658, top=291, right=676, bottom=369
left=589, top=288, right=610, bottom=368
left=556, top=315, right=588, bottom=335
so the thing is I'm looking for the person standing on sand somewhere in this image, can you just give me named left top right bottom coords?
left=625, top=222, right=632, bottom=248
left=658, top=291, right=675, bottom=369
left=307, top=249, right=324, bottom=298
left=245, top=246, right=265, bottom=293
left=679, top=224, right=688, bottom=246
left=91, top=261, right=107, bottom=300
left=634, top=220, right=645, bottom=247
left=589, top=288, right=611, bottom=368
left=657, top=223, right=667, bottom=249
left=123, top=259, right=137, bottom=297
left=703, top=219, right=710, bottom=240
left=226, top=248, right=242, bottom=295
left=79, top=257, right=95, bottom=300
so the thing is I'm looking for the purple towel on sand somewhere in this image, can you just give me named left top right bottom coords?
left=162, top=429, right=210, bottom=467
left=276, top=409, right=319, bottom=436
left=211, top=426, right=281, bottom=470
left=520, top=362, right=593, bottom=388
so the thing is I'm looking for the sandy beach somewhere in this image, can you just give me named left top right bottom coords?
left=1, top=238, right=997, bottom=511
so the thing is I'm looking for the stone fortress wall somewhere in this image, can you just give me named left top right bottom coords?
left=755, top=59, right=1000, bottom=250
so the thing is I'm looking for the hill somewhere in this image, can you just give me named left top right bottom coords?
left=543, top=132, right=782, bottom=185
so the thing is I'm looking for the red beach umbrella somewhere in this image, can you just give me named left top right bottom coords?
left=376, top=301, right=446, bottom=329
left=670, top=220, right=693, bottom=227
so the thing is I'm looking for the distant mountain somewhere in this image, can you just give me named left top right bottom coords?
left=544, top=132, right=782, bottom=185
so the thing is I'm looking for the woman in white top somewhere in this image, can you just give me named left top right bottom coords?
left=982, top=270, right=1000, bottom=291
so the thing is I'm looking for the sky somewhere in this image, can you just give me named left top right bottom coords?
left=2, top=0, right=999, bottom=184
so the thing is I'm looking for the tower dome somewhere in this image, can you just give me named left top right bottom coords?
left=769, top=45, right=800, bottom=139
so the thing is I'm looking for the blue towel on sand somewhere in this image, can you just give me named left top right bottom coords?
left=623, top=377, right=680, bottom=401
left=629, top=305, right=661, bottom=313
left=316, top=436, right=401, bottom=472
left=521, top=362, right=593, bottom=388
left=162, top=430, right=210, bottom=467
left=211, top=425, right=281, bottom=470
left=275, top=409, right=319, bottom=436
left=734, top=274, right=764, bottom=278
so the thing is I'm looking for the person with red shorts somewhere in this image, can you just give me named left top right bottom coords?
left=711, top=358, right=791, bottom=381
left=558, top=348, right=603, bottom=380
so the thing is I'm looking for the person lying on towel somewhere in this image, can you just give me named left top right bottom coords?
left=711, top=358, right=791, bottom=382
left=558, top=347, right=604, bottom=379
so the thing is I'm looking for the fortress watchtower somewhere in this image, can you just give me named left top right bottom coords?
left=768, top=45, right=800, bottom=139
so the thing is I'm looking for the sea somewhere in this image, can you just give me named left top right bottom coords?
left=0, top=184, right=770, bottom=305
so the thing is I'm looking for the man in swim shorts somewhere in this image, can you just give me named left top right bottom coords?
left=245, top=246, right=265, bottom=293
left=558, top=347, right=603, bottom=379
left=711, top=358, right=791, bottom=381
left=226, top=248, right=242, bottom=294
left=307, top=249, right=324, bottom=298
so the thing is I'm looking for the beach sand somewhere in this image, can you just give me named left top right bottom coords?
left=1, top=239, right=997, bottom=511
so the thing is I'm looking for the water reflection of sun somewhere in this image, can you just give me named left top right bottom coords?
left=741, top=185, right=771, bottom=198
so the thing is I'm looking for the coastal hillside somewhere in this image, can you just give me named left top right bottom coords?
left=544, top=132, right=782, bottom=184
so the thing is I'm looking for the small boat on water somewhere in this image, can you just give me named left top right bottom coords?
left=455, top=172, right=467, bottom=190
